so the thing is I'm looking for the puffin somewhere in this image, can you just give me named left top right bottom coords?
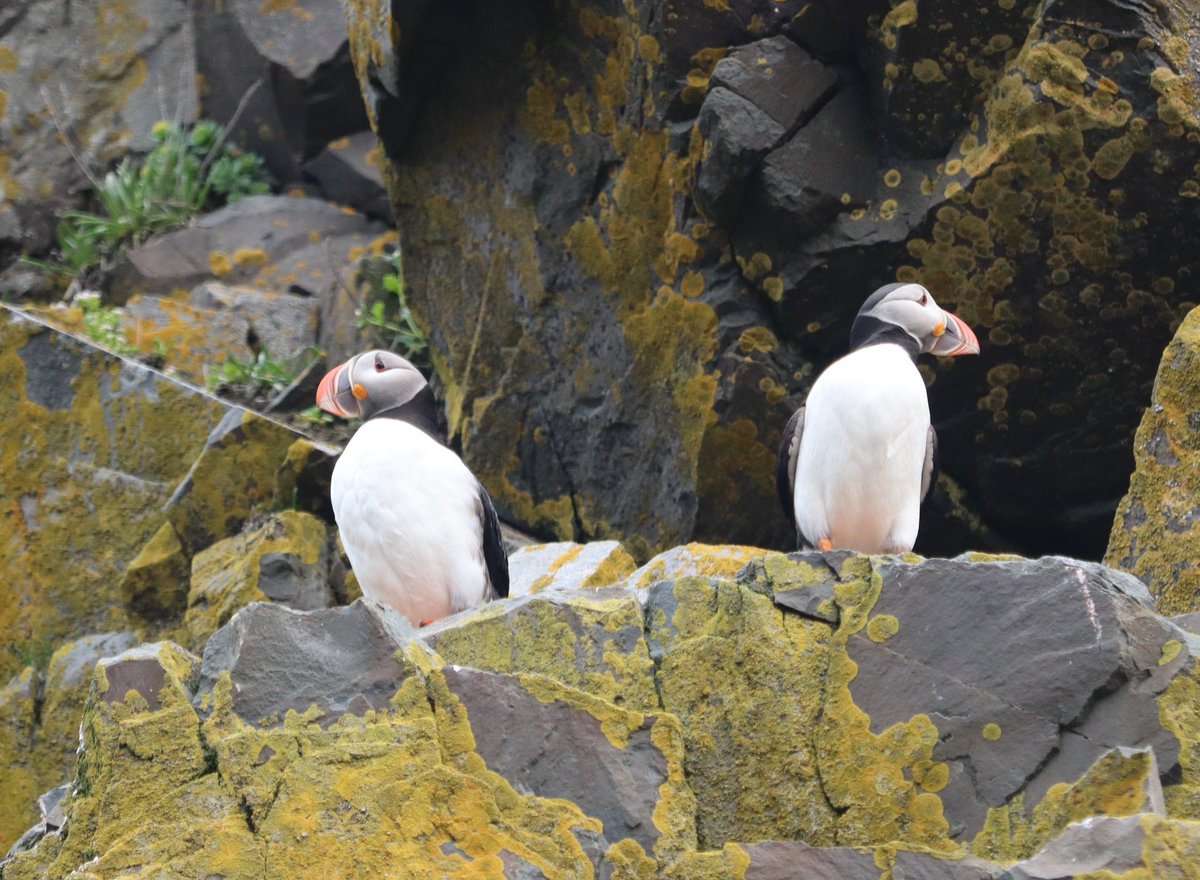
left=776, top=283, right=980, bottom=554
left=316, top=350, right=508, bottom=625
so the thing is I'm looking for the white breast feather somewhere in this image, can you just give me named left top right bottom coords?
left=331, top=419, right=491, bottom=624
left=793, top=344, right=930, bottom=554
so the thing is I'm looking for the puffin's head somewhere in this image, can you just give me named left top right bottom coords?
left=316, top=350, right=428, bottom=419
left=853, top=283, right=980, bottom=357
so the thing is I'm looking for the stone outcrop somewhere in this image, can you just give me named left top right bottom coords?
left=6, top=549, right=1199, bottom=876
left=192, top=0, right=368, bottom=183
left=343, top=0, right=1200, bottom=561
left=0, top=0, right=198, bottom=256
left=0, top=305, right=338, bottom=840
left=1107, top=305, right=1200, bottom=616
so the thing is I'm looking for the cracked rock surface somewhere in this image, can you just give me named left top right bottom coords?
left=6, top=549, right=1200, bottom=877
left=344, top=0, right=1200, bottom=562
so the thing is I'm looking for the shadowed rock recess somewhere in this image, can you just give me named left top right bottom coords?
left=5, top=545, right=1200, bottom=878
left=343, top=0, right=1200, bottom=561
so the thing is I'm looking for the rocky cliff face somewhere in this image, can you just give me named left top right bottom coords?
left=4, top=245, right=1200, bottom=879
left=4, top=1, right=1200, bottom=876
left=343, top=0, right=1200, bottom=560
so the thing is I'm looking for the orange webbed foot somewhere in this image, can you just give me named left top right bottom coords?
left=817, top=538, right=834, bottom=552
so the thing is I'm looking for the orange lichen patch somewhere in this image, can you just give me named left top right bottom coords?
left=681, top=270, right=705, bottom=299
left=232, top=248, right=269, bottom=268
left=209, top=251, right=233, bottom=277
left=737, top=326, right=778, bottom=354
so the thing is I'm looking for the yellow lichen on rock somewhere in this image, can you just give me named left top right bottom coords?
left=653, top=576, right=836, bottom=847
left=428, top=590, right=659, bottom=712
left=816, top=559, right=957, bottom=852
left=178, top=510, right=332, bottom=650
left=972, top=747, right=1163, bottom=861
left=1105, top=306, right=1200, bottom=613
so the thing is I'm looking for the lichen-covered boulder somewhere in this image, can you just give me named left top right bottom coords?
left=0, top=305, right=227, bottom=675
left=121, top=281, right=320, bottom=385
left=109, top=194, right=390, bottom=301
left=7, top=547, right=1200, bottom=877
left=163, top=407, right=336, bottom=556
left=0, top=668, right=41, bottom=849
left=0, top=633, right=141, bottom=839
left=343, top=0, right=1200, bottom=561
left=0, top=305, right=341, bottom=835
left=0, top=0, right=198, bottom=254
left=180, top=511, right=339, bottom=650
left=1106, top=305, right=1200, bottom=615
left=507, top=540, right=636, bottom=597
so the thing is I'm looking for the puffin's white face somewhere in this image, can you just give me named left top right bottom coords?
left=861, top=283, right=980, bottom=356
left=316, top=350, right=427, bottom=419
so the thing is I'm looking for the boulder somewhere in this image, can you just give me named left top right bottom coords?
left=6, top=547, right=1200, bottom=877
left=0, top=305, right=228, bottom=674
left=163, top=406, right=337, bottom=556
left=109, top=194, right=390, bottom=301
left=195, top=599, right=419, bottom=727
left=0, top=668, right=40, bottom=849
left=121, top=281, right=321, bottom=386
left=181, top=511, right=339, bottom=649
left=192, top=0, right=367, bottom=183
left=342, top=0, right=1200, bottom=562
left=0, top=0, right=198, bottom=254
left=507, top=540, right=636, bottom=597
left=1106, top=305, right=1200, bottom=615
left=303, top=132, right=392, bottom=220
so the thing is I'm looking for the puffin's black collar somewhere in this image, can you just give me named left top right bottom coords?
left=371, top=385, right=441, bottom=438
left=848, top=316, right=921, bottom=361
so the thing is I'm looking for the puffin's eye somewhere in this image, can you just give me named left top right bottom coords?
left=918, top=293, right=928, bottom=306
left=374, top=354, right=386, bottom=372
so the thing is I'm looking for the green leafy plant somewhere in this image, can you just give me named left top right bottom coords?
left=299, top=405, right=335, bottom=426
left=31, top=119, right=270, bottom=280
left=357, top=250, right=427, bottom=359
left=75, top=291, right=137, bottom=356
left=205, top=350, right=301, bottom=399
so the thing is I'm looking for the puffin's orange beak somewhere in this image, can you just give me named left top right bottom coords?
left=931, top=310, right=980, bottom=357
left=316, top=357, right=365, bottom=418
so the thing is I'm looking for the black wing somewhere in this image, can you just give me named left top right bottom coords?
left=775, top=406, right=805, bottom=529
left=920, top=425, right=939, bottom=508
left=478, top=482, right=509, bottom=599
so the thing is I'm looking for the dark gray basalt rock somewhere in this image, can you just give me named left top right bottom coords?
left=443, top=665, right=669, bottom=853
left=110, top=195, right=385, bottom=302
left=303, top=131, right=392, bottom=220
left=196, top=599, right=419, bottom=726
left=837, top=554, right=1189, bottom=838
left=192, top=0, right=368, bottom=182
left=345, top=0, right=1200, bottom=562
